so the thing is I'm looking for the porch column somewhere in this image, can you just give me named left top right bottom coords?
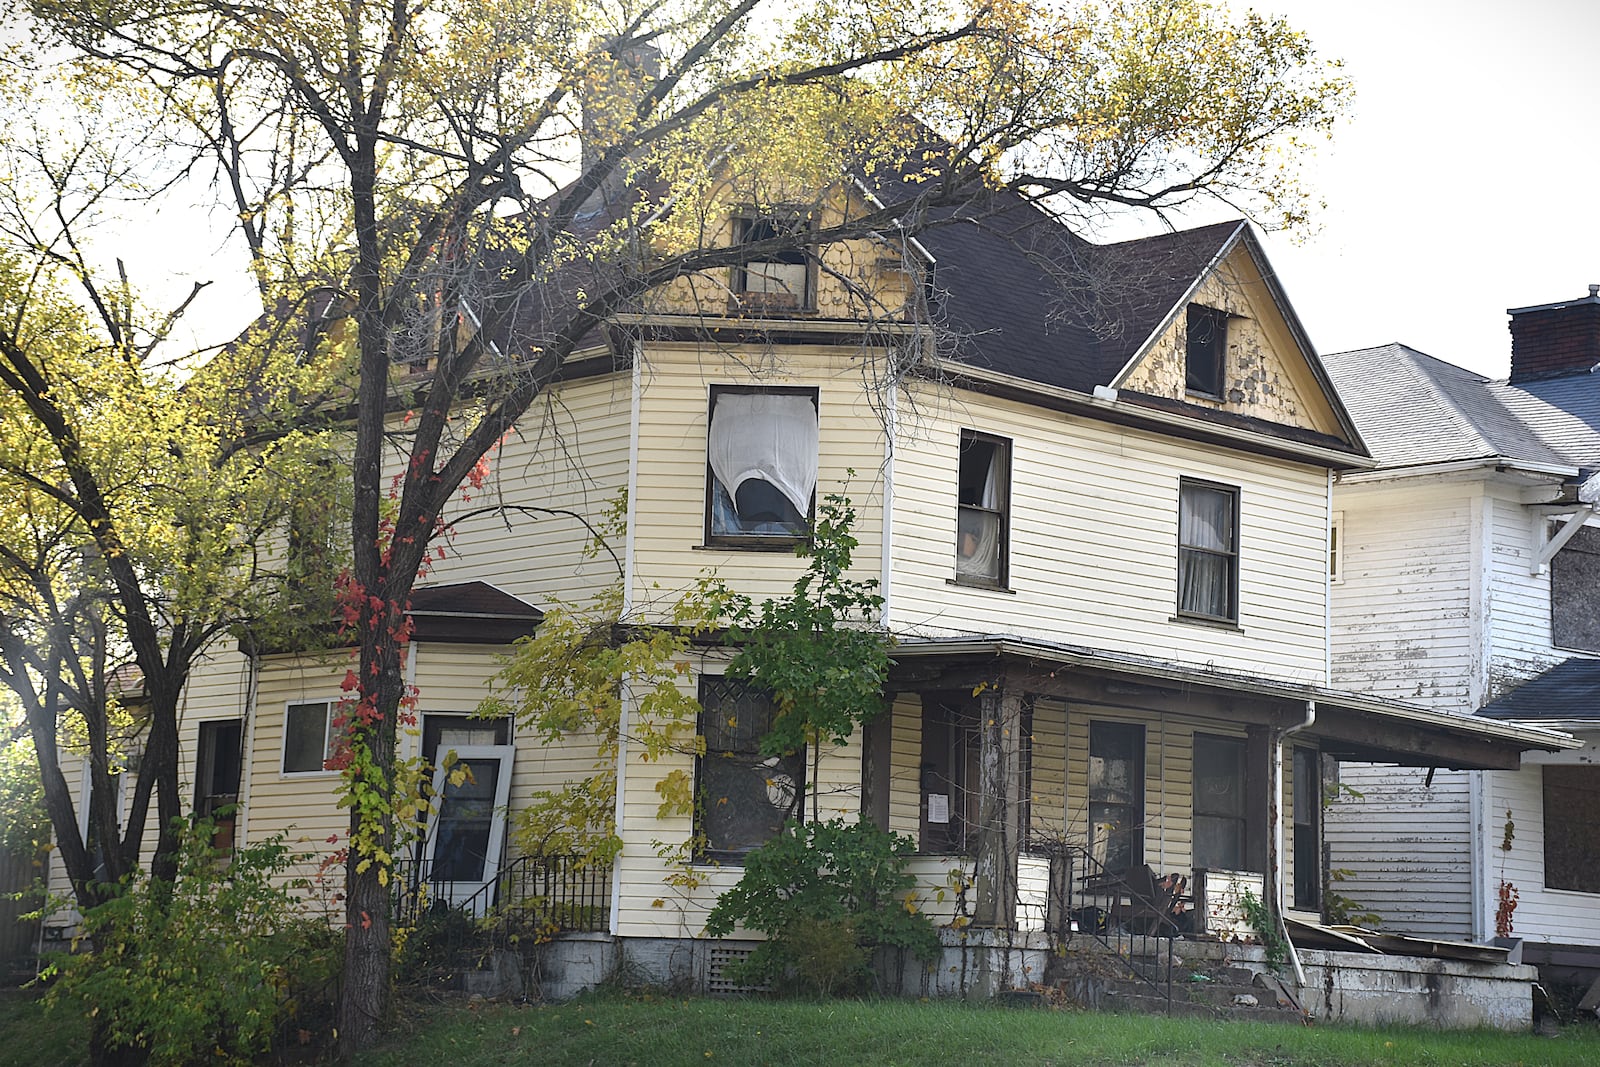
left=972, top=685, right=1025, bottom=928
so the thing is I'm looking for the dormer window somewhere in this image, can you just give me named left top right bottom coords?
left=734, top=210, right=814, bottom=312
left=1185, top=304, right=1228, bottom=397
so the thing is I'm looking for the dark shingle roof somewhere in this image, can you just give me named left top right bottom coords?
left=1478, top=657, right=1600, bottom=721
left=1322, top=343, right=1599, bottom=472
left=919, top=196, right=1242, bottom=393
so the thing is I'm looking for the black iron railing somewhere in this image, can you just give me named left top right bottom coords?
left=1042, top=844, right=1176, bottom=1013
left=392, top=852, right=611, bottom=934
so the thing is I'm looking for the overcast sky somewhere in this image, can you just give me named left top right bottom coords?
left=120, top=0, right=1600, bottom=380
left=1238, top=0, right=1600, bottom=378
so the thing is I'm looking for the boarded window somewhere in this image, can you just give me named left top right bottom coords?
left=697, top=677, right=805, bottom=858
left=1543, top=765, right=1600, bottom=894
left=1193, top=734, right=1246, bottom=870
left=1089, top=721, right=1144, bottom=872
left=733, top=211, right=814, bottom=310
left=1551, top=524, right=1600, bottom=653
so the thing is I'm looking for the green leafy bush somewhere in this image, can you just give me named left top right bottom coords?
left=43, top=819, right=339, bottom=1066
left=704, top=818, right=939, bottom=995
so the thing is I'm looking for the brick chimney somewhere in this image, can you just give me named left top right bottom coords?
left=1507, top=285, right=1600, bottom=384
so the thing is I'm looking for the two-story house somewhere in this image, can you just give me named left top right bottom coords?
left=1323, top=289, right=1600, bottom=990
left=50, top=190, right=1574, bottom=1006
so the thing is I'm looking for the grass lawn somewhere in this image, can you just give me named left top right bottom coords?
left=7, top=986, right=1597, bottom=1065
left=349, top=994, right=1600, bottom=1067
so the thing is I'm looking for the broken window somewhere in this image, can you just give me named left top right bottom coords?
left=194, top=719, right=243, bottom=819
left=1178, top=480, right=1240, bottom=622
left=955, top=430, right=1010, bottom=586
left=1193, top=733, right=1246, bottom=871
left=1551, top=523, right=1600, bottom=653
left=1543, top=764, right=1600, bottom=894
left=696, top=677, right=805, bottom=858
left=1089, top=721, right=1144, bottom=873
left=705, top=387, right=818, bottom=545
left=1185, top=303, right=1228, bottom=396
left=282, top=701, right=337, bottom=774
left=733, top=211, right=814, bottom=311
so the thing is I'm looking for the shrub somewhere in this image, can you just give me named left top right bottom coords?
left=43, top=819, right=338, bottom=1066
left=704, top=818, right=939, bottom=995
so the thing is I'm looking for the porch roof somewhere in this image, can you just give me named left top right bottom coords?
left=888, top=636, right=1579, bottom=770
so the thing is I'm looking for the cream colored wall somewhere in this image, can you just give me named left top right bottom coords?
left=627, top=342, right=887, bottom=617
left=419, top=372, right=634, bottom=608
left=891, top=386, right=1330, bottom=682
left=1117, top=246, right=1342, bottom=438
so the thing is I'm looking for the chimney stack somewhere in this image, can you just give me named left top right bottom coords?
left=1507, top=285, right=1600, bottom=384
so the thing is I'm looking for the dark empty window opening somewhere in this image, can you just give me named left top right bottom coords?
left=194, top=719, right=243, bottom=819
left=1551, top=523, right=1600, bottom=653
left=1292, top=747, right=1322, bottom=909
left=696, top=677, right=805, bottom=859
left=705, top=386, right=818, bottom=546
left=734, top=212, right=814, bottom=311
left=955, top=431, right=1010, bottom=585
left=1186, top=304, right=1229, bottom=396
left=1089, top=721, right=1144, bottom=873
left=1543, top=764, right=1600, bottom=894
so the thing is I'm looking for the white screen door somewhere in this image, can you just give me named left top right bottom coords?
left=421, top=744, right=515, bottom=914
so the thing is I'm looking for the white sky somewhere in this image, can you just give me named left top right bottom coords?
left=119, top=0, right=1600, bottom=379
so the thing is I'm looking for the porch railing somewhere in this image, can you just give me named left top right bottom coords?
left=1040, top=844, right=1176, bottom=1013
left=392, top=852, right=612, bottom=935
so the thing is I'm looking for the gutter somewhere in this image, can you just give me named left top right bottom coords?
left=1338, top=456, right=1579, bottom=485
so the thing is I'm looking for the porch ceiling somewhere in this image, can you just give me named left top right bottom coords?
left=888, top=637, right=1579, bottom=771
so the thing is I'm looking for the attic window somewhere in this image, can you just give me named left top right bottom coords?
left=706, top=386, right=818, bottom=546
left=1185, top=304, right=1228, bottom=397
left=733, top=211, right=814, bottom=311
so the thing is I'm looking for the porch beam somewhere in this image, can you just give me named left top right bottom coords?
left=972, top=684, right=1025, bottom=929
left=1311, top=708, right=1522, bottom=771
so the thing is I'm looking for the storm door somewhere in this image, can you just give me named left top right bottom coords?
left=421, top=745, right=515, bottom=914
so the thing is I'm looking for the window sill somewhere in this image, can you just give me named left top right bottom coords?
left=1185, top=388, right=1225, bottom=403
left=1170, top=613, right=1244, bottom=634
left=947, top=577, right=1015, bottom=594
left=279, top=769, right=340, bottom=779
left=695, top=541, right=807, bottom=553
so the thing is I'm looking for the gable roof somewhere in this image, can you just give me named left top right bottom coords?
left=1478, top=657, right=1600, bottom=723
left=1323, top=343, right=1600, bottom=475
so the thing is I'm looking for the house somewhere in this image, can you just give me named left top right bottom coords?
left=45, top=191, right=1575, bottom=1023
left=1322, top=289, right=1600, bottom=990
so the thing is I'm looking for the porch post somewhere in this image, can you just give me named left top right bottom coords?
left=972, top=684, right=1025, bottom=929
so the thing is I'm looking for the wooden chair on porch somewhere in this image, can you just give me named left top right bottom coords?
left=1093, top=864, right=1190, bottom=937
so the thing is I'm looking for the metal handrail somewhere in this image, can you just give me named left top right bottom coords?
left=1045, top=844, right=1175, bottom=1013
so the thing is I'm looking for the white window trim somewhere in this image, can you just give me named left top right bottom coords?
left=280, top=699, right=341, bottom=777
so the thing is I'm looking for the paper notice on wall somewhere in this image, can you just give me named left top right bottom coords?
left=927, top=793, right=950, bottom=824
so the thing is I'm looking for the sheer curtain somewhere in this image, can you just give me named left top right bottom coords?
left=708, top=393, right=818, bottom=532
left=1178, top=486, right=1234, bottom=617
left=956, top=447, right=1003, bottom=579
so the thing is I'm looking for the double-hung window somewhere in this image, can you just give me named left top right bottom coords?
left=955, top=430, right=1009, bottom=585
left=282, top=701, right=338, bottom=774
left=696, top=677, right=805, bottom=859
left=1177, top=480, right=1240, bottom=623
left=705, top=386, right=818, bottom=546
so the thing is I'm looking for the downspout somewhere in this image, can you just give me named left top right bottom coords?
left=1273, top=700, right=1316, bottom=987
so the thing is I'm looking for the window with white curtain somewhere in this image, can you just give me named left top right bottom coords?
left=1177, top=480, right=1239, bottom=622
left=955, top=430, right=1009, bottom=585
left=706, top=387, right=818, bottom=544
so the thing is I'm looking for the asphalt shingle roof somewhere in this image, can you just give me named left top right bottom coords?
left=1322, top=343, right=1600, bottom=473
left=1478, top=657, right=1600, bottom=721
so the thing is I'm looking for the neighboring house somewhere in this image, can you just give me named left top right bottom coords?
left=1323, top=289, right=1600, bottom=983
left=47, top=195, right=1574, bottom=997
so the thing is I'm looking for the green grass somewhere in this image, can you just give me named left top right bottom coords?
left=349, top=994, right=1600, bottom=1067
left=6, top=987, right=1597, bottom=1066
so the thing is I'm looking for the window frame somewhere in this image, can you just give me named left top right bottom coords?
left=703, top=384, right=819, bottom=550
left=954, top=429, right=1011, bottom=588
left=695, top=676, right=807, bottom=862
left=1176, top=478, right=1241, bottom=624
left=280, top=700, right=340, bottom=776
left=1329, top=511, right=1344, bottom=585
left=1192, top=733, right=1247, bottom=872
left=731, top=209, right=817, bottom=313
left=1088, top=720, right=1145, bottom=873
left=1185, top=303, right=1229, bottom=398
